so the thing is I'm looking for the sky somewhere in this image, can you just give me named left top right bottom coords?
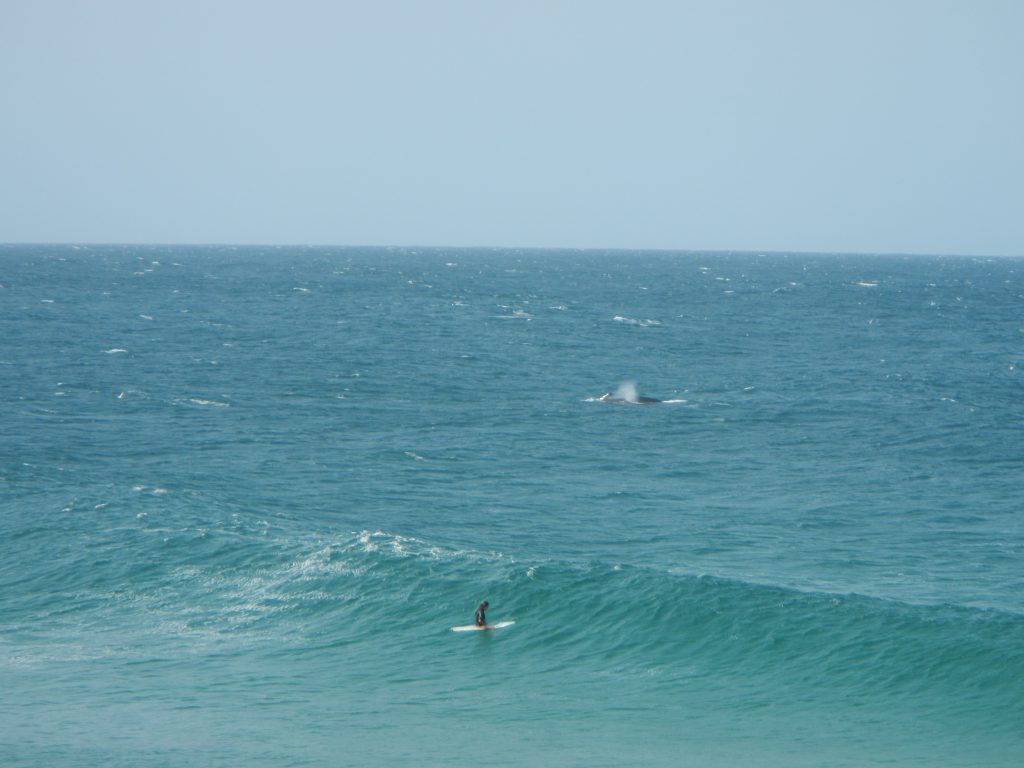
left=1, top=0, right=1022, bottom=256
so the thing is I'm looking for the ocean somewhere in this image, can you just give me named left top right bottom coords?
left=1, top=244, right=1022, bottom=767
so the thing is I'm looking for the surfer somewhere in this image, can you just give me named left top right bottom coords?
left=475, top=600, right=489, bottom=627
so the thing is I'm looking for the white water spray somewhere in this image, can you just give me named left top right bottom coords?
left=613, top=381, right=640, bottom=404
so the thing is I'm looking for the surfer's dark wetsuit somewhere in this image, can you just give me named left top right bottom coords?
left=475, top=601, right=489, bottom=627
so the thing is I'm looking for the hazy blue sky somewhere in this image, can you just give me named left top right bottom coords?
left=2, top=1, right=1022, bottom=255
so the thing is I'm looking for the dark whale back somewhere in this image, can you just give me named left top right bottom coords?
left=596, top=392, right=662, bottom=404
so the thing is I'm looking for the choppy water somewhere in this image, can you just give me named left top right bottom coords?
left=2, top=244, right=1022, bottom=766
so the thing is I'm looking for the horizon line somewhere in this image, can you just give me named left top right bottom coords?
left=0, top=241, right=1020, bottom=260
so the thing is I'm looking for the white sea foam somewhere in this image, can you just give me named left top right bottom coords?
left=613, top=315, right=661, bottom=327
left=494, top=311, right=532, bottom=319
left=188, top=398, right=230, bottom=407
left=351, top=530, right=486, bottom=562
left=103, top=348, right=128, bottom=354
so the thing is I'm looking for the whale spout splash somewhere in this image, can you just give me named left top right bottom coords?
left=595, top=381, right=662, bottom=404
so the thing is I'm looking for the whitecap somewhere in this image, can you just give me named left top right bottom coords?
left=613, top=315, right=661, bottom=327
left=494, top=310, right=532, bottom=319
left=188, top=398, right=230, bottom=407
left=856, top=281, right=879, bottom=288
left=103, top=348, right=128, bottom=354
left=357, top=530, right=384, bottom=551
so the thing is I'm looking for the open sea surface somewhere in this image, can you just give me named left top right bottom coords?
left=1, top=244, right=1022, bottom=767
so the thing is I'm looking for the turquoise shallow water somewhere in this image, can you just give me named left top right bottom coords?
left=2, top=245, right=1023, bottom=766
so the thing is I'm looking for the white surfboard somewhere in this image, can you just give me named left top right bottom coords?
left=451, top=620, right=515, bottom=632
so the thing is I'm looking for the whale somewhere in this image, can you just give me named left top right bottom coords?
left=596, top=392, right=662, bottom=404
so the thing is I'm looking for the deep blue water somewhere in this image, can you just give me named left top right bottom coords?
left=2, top=244, right=1022, bottom=766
